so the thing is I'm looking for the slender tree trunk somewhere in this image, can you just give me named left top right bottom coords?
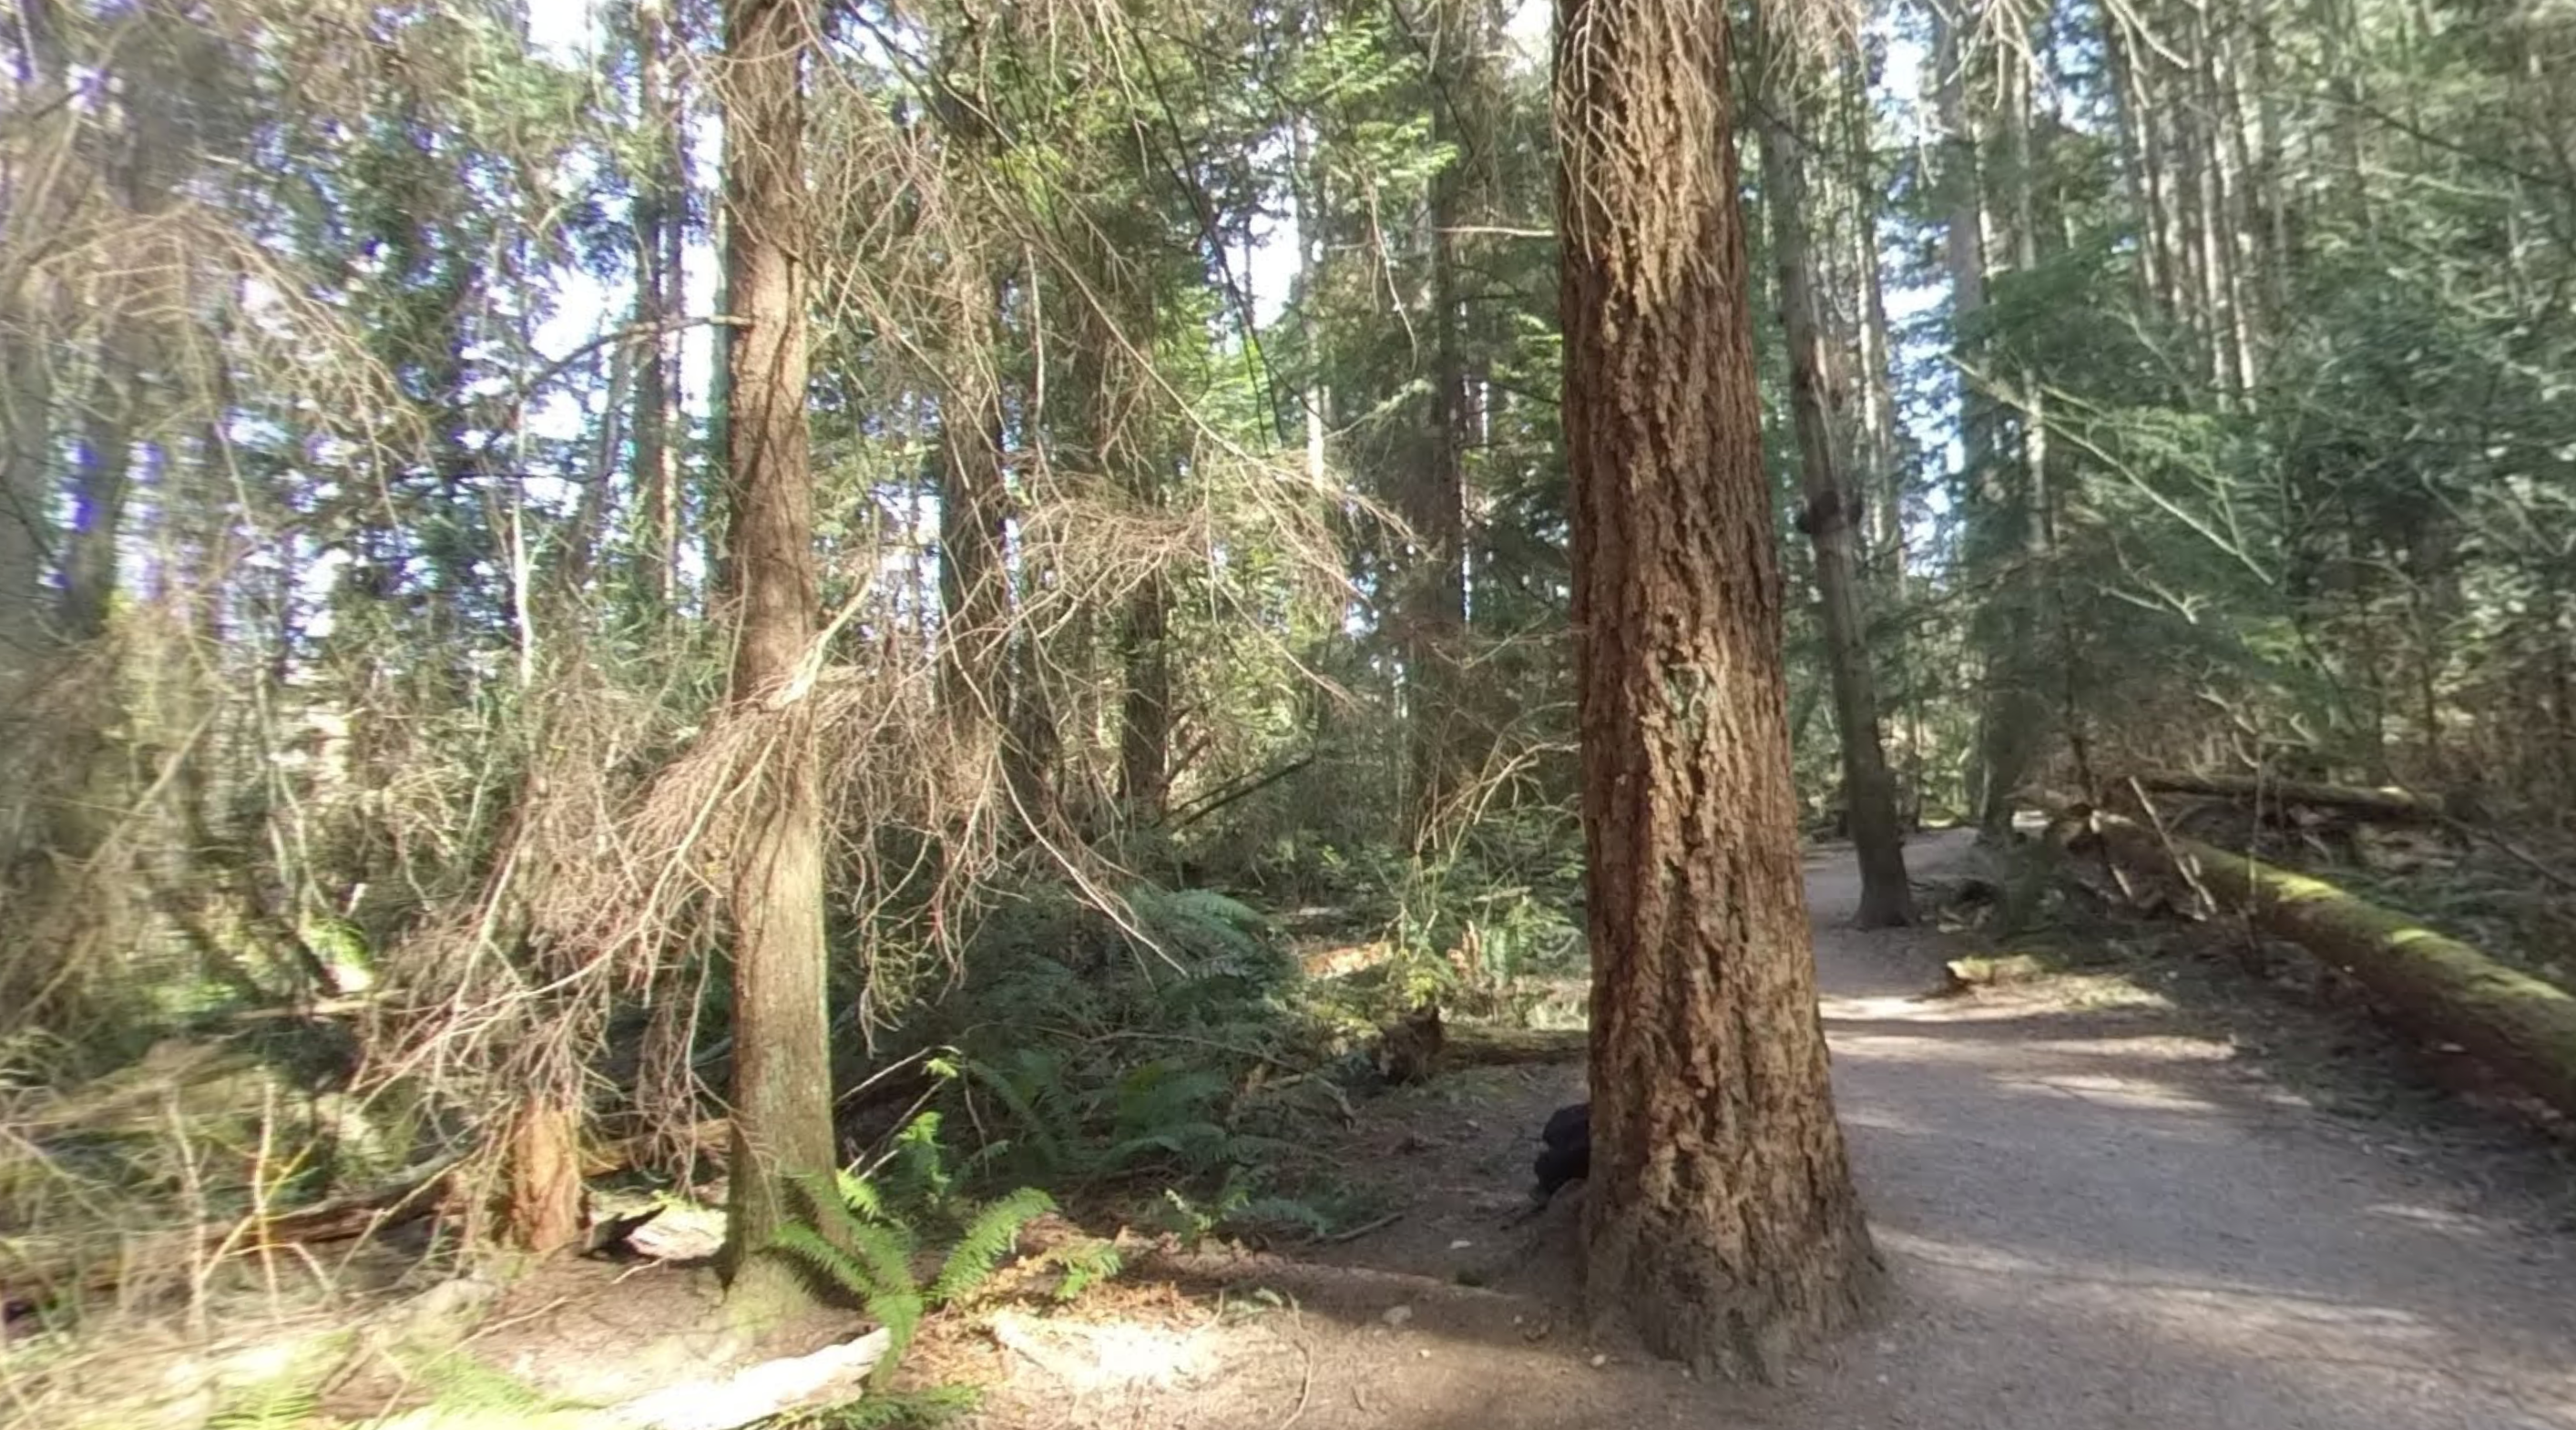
left=1844, top=61, right=1906, bottom=602
left=60, top=366, right=136, bottom=645
left=0, top=317, right=51, bottom=691
left=939, top=272, right=1011, bottom=738
left=1970, top=47, right=2057, bottom=837
left=1930, top=0, right=1990, bottom=469
left=1755, top=43, right=1911, bottom=927
left=1408, top=1, right=1477, bottom=846
left=2101, top=2, right=2168, bottom=310
left=714, top=0, right=835, bottom=1319
left=1118, top=567, right=1171, bottom=820
left=0, top=1, right=65, bottom=700
left=633, top=0, right=689, bottom=614
left=1292, top=116, right=1331, bottom=490
left=1557, top=0, right=1880, bottom=1379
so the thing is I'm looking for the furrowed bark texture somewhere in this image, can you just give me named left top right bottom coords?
left=717, top=0, right=837, bottom=1314
left=1556, top=0, right=1881, bottom=1381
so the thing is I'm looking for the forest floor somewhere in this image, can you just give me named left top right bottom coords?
left=30, top=833, right=2576, bottom=1430
left=953, top=828, right=2576, bottom=1430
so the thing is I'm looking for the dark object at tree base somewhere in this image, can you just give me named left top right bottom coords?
left=1531, top=1100, right=1590, bottom=1202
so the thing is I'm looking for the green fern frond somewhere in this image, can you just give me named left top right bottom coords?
left=885, top=1111, right=954, bottom=1210
left=789, top=1383, right=982, bottom=1429
left=833, top=1167, right=889, bottom=1224
left=957, top=1054, right=1071, bottom=1174
left=1223, top=1195, right=1336, bottom=1239
left=927, top=1187, right=1055, bottom=1308
left=1032, top=1236, right=1123, bottom=1302
left=208, top=1384, right=321, bottom=1430
left=769, top=1224, right=926, bottom=1385
left=396, top=1348, right=575, bottom=1416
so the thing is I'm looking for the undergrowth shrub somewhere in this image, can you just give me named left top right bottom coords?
left=767, top=1159, right=1089, bottom=1386
left=845, top=878, right=1367, bottom=1238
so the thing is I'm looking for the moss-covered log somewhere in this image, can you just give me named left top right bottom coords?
left=2125, top=771, right=2447, bottom=823
left=1441, top=1024, right=1589, bottom=1067
left=2088, top=812, right=2576, bottom=1118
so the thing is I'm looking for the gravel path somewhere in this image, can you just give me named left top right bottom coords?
left=1803, top=828, right=2576, bottom=1429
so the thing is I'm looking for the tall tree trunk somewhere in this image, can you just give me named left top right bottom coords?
left=1845, top=60, right=1906, bottom=602
left=1970, top=46, right=2057, bottom=838
left=1556, top=0, right=1881, bottom=1379
left=2101, top=1, right=2169, bottom=311
left=0, top=316, right=50, bottom=693
left=1407, top=0, right=1478, bottom=846
left=1755, top=40, right=1912, bottom=928
left=633, top=0, right=689, bottom=615
left=714, top=0, right=835, bottom=1319
left=1930, top=0, right=1992, bottom=471
left=1293, top=116, right=1330, bottom=491
left=0, top=5, right=67, bottom=701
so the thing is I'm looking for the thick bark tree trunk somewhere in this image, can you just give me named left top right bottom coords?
left=1556, top=0, right=1882, bottom=1380
left=1755, top=42, right=1913, bottom=928
left=714, top=0, right=836, bottom=1319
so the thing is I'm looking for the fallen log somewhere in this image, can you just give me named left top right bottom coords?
left=1, top=1150, right=463, bottom=1310
left=1365, top=1014, right=1586, bottom=1086
left=2085, top=812, right=2576, bottom=1119
left=2125, top=771, right=2447, bottom=823
left=1440, top=1024, right=1589, bottom=1067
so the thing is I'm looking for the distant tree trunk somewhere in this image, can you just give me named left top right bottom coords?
left=1755, top=36, right=1912, bottom=928
left=1932, top=0, right=1987, bottom=408
left=938, top=271, right=1011, bottom=738
left=1557, top=0, right=1881, bottom=1379
left=633, top=0, right=689, bottom=614
left=1845, top=59, right=1906, bottom=602
left=713, top=0, right=836, bottom=1319
left=1293, top=116, right=1330, bottom=490
left=60, top=363, right=137, bottom=644
left=1971, top=45, right=2056, bottom=839
left=1119, top=559, right=1172, bottom=821
left=2100, top=0, right=2166, bottom=311
left=0, top=5, right=64, bottom=702
left=0, top=322, right=49, bottom=691
left=1406, top=0, right=1480, bottom=847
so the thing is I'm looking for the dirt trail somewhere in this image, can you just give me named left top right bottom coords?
left=1802, top=829, right=2576, bottom=1428
left=968, top=832, right=2576, bottom=1429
